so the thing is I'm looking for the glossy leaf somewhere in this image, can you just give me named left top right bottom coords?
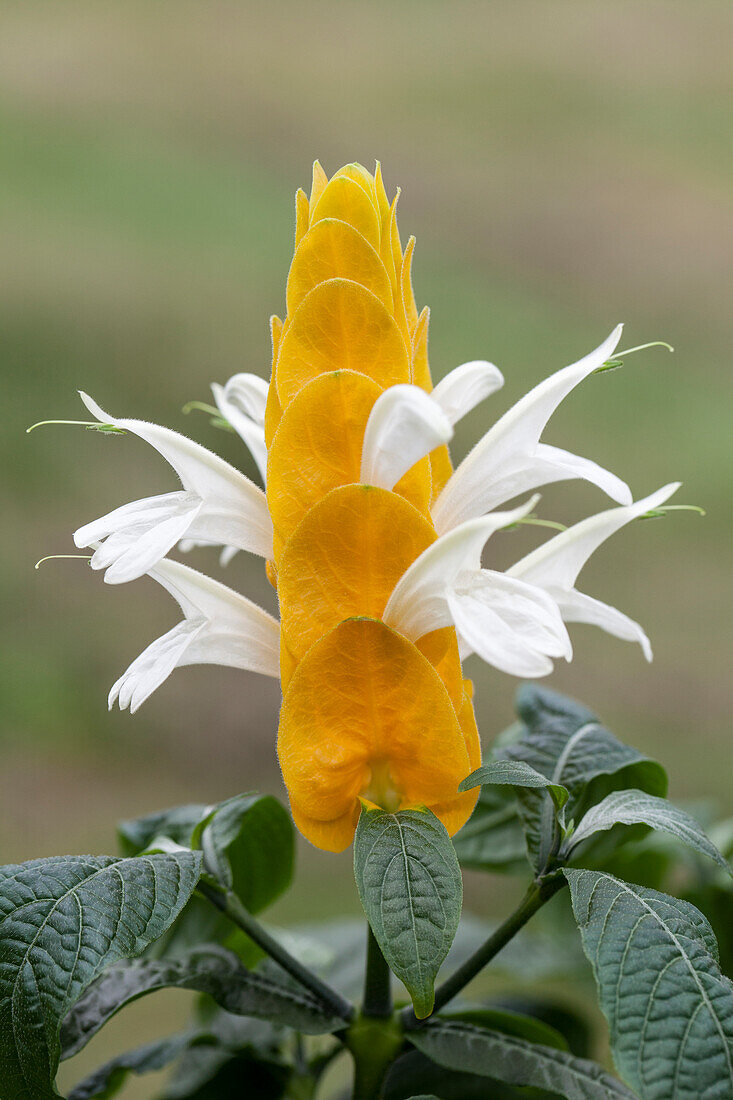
left=566, top=868, right=733, bottom=1099
left=354, top=807, right=462, bottom=1018
left=459, top=759, right=569, bottom=808
left=408, top=1017, right=637, bottom=1098
left=61, top=945, right=344, bottom=1059
left=197, top=793, right=294, bottom=913
left=565, top=790, right=731, bottom=872
left=502, top=685, right=666, bottom=871
left=0, top=852, right=201, bottom=1100
left=117, top=804, right=209, bottom=856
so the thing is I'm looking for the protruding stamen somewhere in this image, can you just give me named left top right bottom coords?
left=26, top=420, right=125, bottom=435
left=34, top=554, right=92, bottom=570
left=596, top=340, right=674, bottom=374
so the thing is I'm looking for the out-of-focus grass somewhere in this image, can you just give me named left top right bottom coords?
left=1, top=2, right=732, bottom=1094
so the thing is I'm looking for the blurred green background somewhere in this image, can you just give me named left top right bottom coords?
left=1, top=1, right=731, bottom=1094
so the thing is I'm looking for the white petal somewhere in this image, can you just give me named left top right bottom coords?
left=148, top=557, right=280, bottom=675
left=509, top=483, right=680, bottom=591
left=454, top=570, right=572, bottom=660
left=109, top=619, right=206, bottom=713
left=219, top=545, right=239, bottom=567
left=211, top=379, right=268, bottom=485
left=432, top=325, right=624, bottom=532
left=383, top=497, right=538, bottom=640
left=549, top=586, right=652, bottom=662
left=447, top=590, right=555, bottom=678
left=217, top=373, right=269, bottom=423
left=532, top=444, right=632, bottom=505
left=360, top=384, right=453, bottom=490
left=79, top=392, right=272, bottom=558
left=76, top=492, right=203, bottom=584
left=431, top=360, right=504, bottom=425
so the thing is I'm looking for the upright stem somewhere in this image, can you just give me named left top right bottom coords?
left=362, top=925, right=392, bottom=1018
left=401, top=875, right=566, bottom=1027
left=198, top=882, right=354, bottom=1023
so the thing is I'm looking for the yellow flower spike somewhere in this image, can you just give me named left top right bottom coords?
left=310, top=176, right=381, bottom=250
left=286, top=218, right=394, bottom=316
left=266, top=162, right=480, bottom=851
left=277, top=484, right=436, bottom=659
left=274, top=278, right=410, bottom=406
left=277, top=618, right=473, bottom=849
left=267, top=371, right=432, bottom=557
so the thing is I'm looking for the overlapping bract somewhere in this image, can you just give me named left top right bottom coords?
left=269, top=163, right=480, bottom=850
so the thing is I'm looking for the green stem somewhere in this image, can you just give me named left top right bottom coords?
left=401, top=875, right=567, bottom=1027
left=362, top=925, right=392, bottom=1018
left=346, top=1014, right=403, bottom=1100
left=198, top=882, right=354, bottom=1023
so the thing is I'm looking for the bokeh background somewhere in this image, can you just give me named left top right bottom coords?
left=2, top=1, right=731, bottom=1094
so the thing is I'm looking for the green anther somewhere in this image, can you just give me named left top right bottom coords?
left=596, top=340, right=674, bottom=374
left=26, top=419, right=124, bottom=434
left=641, top=504, right=706, bottom=521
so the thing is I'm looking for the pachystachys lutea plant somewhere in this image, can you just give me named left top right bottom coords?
left=16, top=163, right=732, bottom=1100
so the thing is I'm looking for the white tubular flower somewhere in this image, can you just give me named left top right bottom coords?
left=431, top=326, right=632, bottom=534
left=430, top=360, right=504, bottom=425
left=211, top=373, right=269, bottom=485
left=73, top=392, right=273, bottom=584
left=508, top=483, right=681, bottom=661
left=383, top=496, right=572, bottom=678
left=108, top=556, right=280, bottom=713
left=360, top=383, right=453, bottom=489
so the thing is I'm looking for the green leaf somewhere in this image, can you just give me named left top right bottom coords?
left=564, top=790, right=731, bottom=872
left=383, top=1050, right=556, bottom=1098
left=353, top=807, right=462, bottom=1019
left=453, top=785, right=527, bottom=874
left=197, top=793, right=294, bottom=913
left=459, top=761, right=569, bottom=808
left=408, top=1017, right=637, bottom=1098
left=61, top=945, right=344, bottom=1058
left=565, top=868, right=733, bottom=1099
left=67, top=1034, right=194, bottom=1100
left=0, top=851, right=201, bottom=1100
left=502, top=685, right=667, bottom=871
left=117, top=804, right=210, bottom=856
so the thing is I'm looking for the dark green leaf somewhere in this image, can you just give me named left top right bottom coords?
left=565, top=790, right=731, bottom=871
left=61, top=945, right=343, bottom=1058
left=503, top=685, right=666, bottom=871
left=490, top=997, right=593, bottom=1058
left=353, top=807, right=462, bottom=1019
left=408, top=1017, right=637, bottom=1098
left=453, top=785, right=528, bottom=874
left=117, top=804, right=209, bottom=856
left=566, top=868, right=733, bottom=1099
left=198, top=793, right=294, bottom=913
left=459, top=760, right=569, bottom=808
left=67, top=1034, right=194, bottom=1100
left=0, top=851, right=201, bottom=1100
left=383, top=1050, right=556, bottom=1099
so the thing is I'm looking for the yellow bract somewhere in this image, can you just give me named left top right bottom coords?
left=266, top=162, right=477, bottom=852
left=278, top=619, right=476, bottom=853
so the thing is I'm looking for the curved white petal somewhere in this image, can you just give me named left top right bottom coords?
left=431, top=360, right=504, bottom=425
left=454, top=570, right=572, bottom=660
left=211, top=378, right=268, bottom=485
left=79, top=392, right=272, bottom=558
left=216, top=373, right=269, bottom=423
left=447, top=590, right=555, bottom=678
left=360, top=384, right=453, bottom=490
left=509, top=483, right=680, bottom=590
left=77, top=493, right=203, bottom=584
left=549, top=587, right=652, bottom=662
left=109, top=557, right=281, bottom=712
left=109, top=618, right=206, bottom=713
left=383, top=497, right=538, bottom=640
left=432, top=325, right=624, bottom=532
left=532, top=445, right=632, bottom=506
